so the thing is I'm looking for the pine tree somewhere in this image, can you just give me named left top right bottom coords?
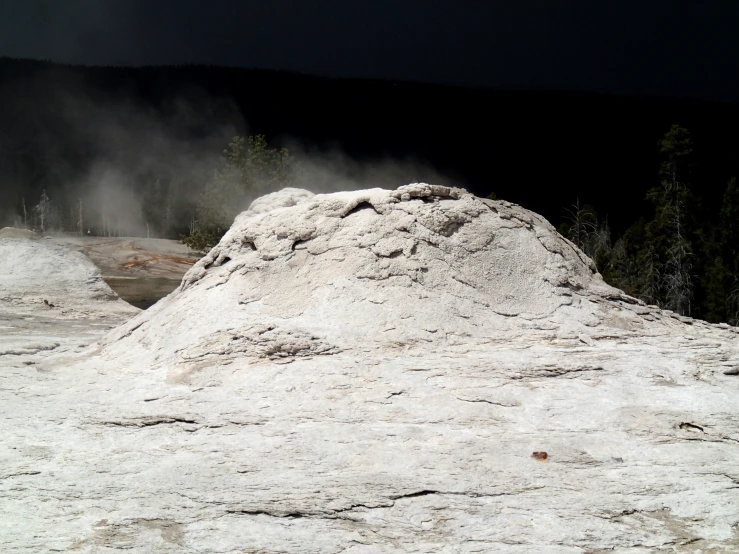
left=563, top=198, right=596, bottom=251
left=643, top=125, right=696, bottom=315
left=638, top=245, right=661, bottom=306
left=606, top=217, right=661, bottom=303
left=705, top=177, right=739, bottom=323
left=34, top=190, right=51, bottom=234
left=182, top=135, right=297, bottom=252
left=561, top=200, right=614, bottom=275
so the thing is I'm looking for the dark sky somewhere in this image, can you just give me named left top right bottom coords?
left=1, top=0, right=737, bottom=101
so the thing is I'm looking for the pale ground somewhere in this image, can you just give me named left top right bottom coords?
left=2, top=186, right=739, bottom=553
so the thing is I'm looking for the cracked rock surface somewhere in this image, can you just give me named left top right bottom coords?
left=2, top=185, right=739, bottom=552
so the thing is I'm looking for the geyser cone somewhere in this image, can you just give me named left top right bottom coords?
left=9, top=186, right=738, bottom=551
left=102, top=184, right=673, bottom=369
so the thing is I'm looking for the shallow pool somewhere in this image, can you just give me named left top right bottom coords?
left=103, top=277, right=181, bottom=310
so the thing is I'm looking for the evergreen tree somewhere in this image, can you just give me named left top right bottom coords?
left=637, top=244, right=661, bottom=306
left=607, top=236, right=639, bottom=298
left=182, top=135, right=296, bottom=252
left=563, top=198, right=597, bottom=251
left=560, top=199, right=613, bottom=275
left=34, top=189, right=51, bottom=234
left=643, top=125, right=696, bottom=315
left=704, top=177, right=739, bottom=323
left=606, top=218, right=647, bottom=297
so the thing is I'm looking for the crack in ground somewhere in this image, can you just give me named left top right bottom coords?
left=97, top=416, right=198, bottom=428
left=225, top=490, right=515, bottom=521
left=0, top=470, right=41, bottom=479
left=679, top=422, right=705, bottom=432
left=455, top=397, right=517, bottom=407
left=510, top=365, right=605, bottom=379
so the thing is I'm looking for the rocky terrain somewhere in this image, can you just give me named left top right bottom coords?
left=1, top=185, right=739, bottom=553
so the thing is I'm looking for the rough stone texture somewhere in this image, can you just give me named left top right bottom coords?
left=241, top=186, right=315, bottom=217
left=102, top=184, right=703, bottom=368
left=2, top=185, right=739, bottom=552
left=0, top=236, right=139, bottom=318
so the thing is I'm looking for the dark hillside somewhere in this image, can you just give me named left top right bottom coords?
left=1, top=57, right=738, bottom=232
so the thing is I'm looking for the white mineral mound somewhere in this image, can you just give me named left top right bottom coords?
left=104, top=183, right=706, bottom=366
left=242, top=186, right=315, bottom=216
left=0, top=234, right=138, bottom=317
left=11, top=185, right=735, bottom=552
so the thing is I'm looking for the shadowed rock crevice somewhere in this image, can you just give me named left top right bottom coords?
left=97, top=416, right=199, bottom=427
left=341, top=200, right=381, bottom=218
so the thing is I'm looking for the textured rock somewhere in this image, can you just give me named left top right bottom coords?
left=2, top=185, right=739, bottom=552
left=241, top=186, right=315, bottom=217
left=0, top=236, right=138, bottom=318
left=102, top=184, right=642, bottom=368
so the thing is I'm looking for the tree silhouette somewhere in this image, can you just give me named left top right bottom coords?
left=182, top=135, right=297, bottom=252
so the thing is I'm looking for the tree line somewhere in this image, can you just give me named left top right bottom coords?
left=9, top=125, right=739, bottom=325
left=185, top=124, right=739, bottom=325
left=8, top=176, right=196, bottom=240
left=6, top=133, right=295, bottom=244
left=557, top=125, right=739, bottom=324
left=181, top=135, right=296, bottom=251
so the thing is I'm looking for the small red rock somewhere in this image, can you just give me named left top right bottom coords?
left=532, top=451, right=548, bottom=460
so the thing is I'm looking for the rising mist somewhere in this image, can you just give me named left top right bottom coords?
left=0, top=62, right=460, bottom=240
